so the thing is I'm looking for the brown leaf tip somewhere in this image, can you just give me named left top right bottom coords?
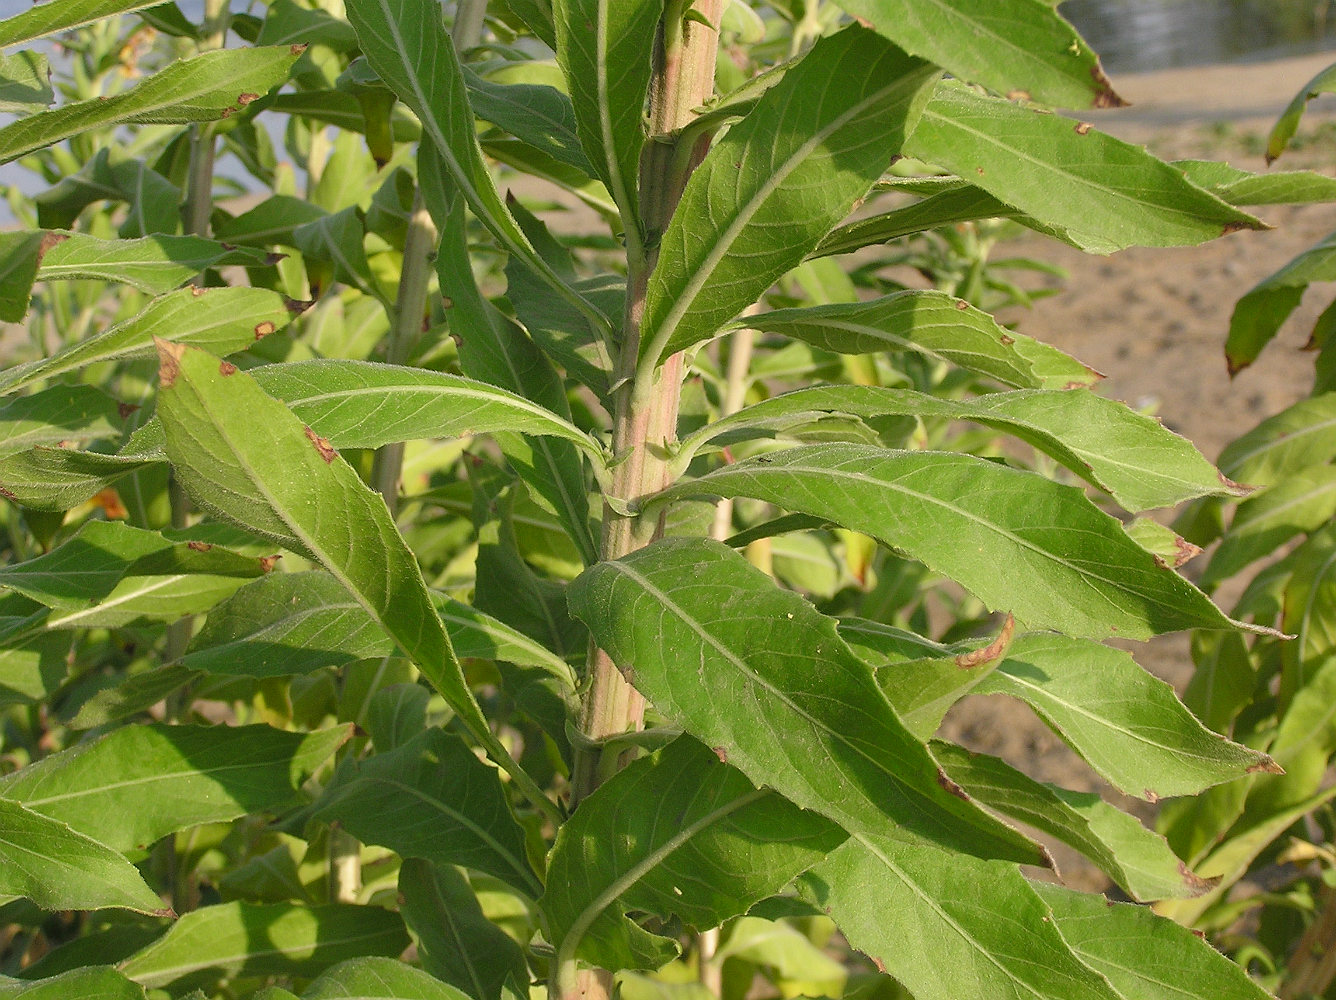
left=1247, top=754, right=1285, bottom=775
left=936, top=768, right=970, bottom=800
left=155, top=338, right=185, bottom=388
left=186, top=540, right=212, bottom=552
left=955, top=614, right=1014, bottom=669
left=1172, top=536, right=1202, bottom=567
left=237, top=92, right=260, bottom=106
left=955, top=298, right=969, bottom=311
left=1143, top=788, right=1160, bottom=803
left=304, top=426, right=337, bottom=463
left=290, top=43, right=309, bottom=55
left=37, top=230, right=69, bottom=268
left=1178, top=861, right=1221, bottom=896
left=260, top=555, right=282, bottom=573
left=1091, top=66, right=1128, bottom=108
left=219, top=361, right=238, bottom=376
left=1074, top=121, right=1093, bottom=135
left=117, top=402, right=140, bottom=420
left=712, top=746, right=728, bottom=764
left=871, top=957, right=887, bottom=975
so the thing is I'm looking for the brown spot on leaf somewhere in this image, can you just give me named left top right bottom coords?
left=304, top=426, right=337, bottom=463
left=1218, top=470, right=1252, bottom=494
left=155, top=338, right=184, bottom=388
left=955, top=299, right=969, bottom=311
left=975, top=167, right=985, bottom=176
left=871, top=957, right=887, bottom=975
left=853, top=14, right=874, bottom=28
left=92, top=489, right=127, bottom=519
left=1007, top=90, right=1031, bottom=101
left=1178, top=861, right=1220, bottom=897
left=237, top=92, right=260, bottom=106
left=290, top=43, right=308, bottom=55
left=190, top=285, right=205, bottom=297
left=1074, top=121, right=1092, bottom=135
left=260, top=555, right=281, bottom=573
left=1091, top=66, right=1128, bottom=108
left=712, top=746, right=728, bottom=764
left=286, top=297, right=314, bottom=315
left=1222, top=221, right=1253, bottom=236
left=219, top=361, right=238, bottom=376
left=1152, top=554, right=1169, bottom=570
left=936, top=768, right=969, bottom=800
left=117, top=402, right=140, bottom=420
left=262, top=252, right=285, bottom=266
left=0, top=485, right=16, bottom=501
left=254, top=321, right=276, bottom=339
left=187, top=540, right=212, bottom=552
left=1000, top=333, right=1015, bottom=345
left=956, top=614, right=1014, bottom=669
left=1247, top=754, right=1285, bottom=775
left=1143, top=788, right=1159, bottom=803
left=1172, top=536, right=1202, bottom=568
left=36, top=230, right=68, bottom=265
left=441, top=296, right=454, bottom=309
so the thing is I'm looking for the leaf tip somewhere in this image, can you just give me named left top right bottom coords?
left=154, top=337, right=185, bottom=388
left=303, top=425, right=338, bottom=463
left=1246, top=754, right=1284, bottom=775
left=1090, top=67, right=1128, bottom=109
left=1178, top=860, right=1221, bottom=897
left=954, top=614, right=1014, bottom=669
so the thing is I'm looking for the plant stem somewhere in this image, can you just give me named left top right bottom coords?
left=709, top=317, right=757, bottom=541
left=1281, top=882, right=1336, bottom=999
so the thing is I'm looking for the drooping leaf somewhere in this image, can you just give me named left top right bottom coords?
left=835, top=0, right=1121, bottom=109
left=652, top=445, right=1244, bottom=640
left=543, top=737, right=846, bottom=974
left=741, top=291, right=1100, bottom=390
left=1205, top=466, right=1336, bottom=586
left=905, top=83, right=1264, bottom=254
left=568, top=538, right=1046, bottom=865
left=1226, top=229, right=1336, bottom=374
left=0, top=230, right=48, bottom=322
left=0, top=286, right=305, bottom=394
left=1217, top=392, right=1336, bottom=487
left=465, top=68, right=593, bottom=176
left=36, top=232, right=279, bottom=294
left=399, top=860, right=528, bottom=1000
left=0, top=798, right=168, bottom=915
left=0, top=51, right=53, bottom=113
left=552, top=0, right=658, bottom=231
left=966, top=633, right=1276, bottom=800
left=803, top=835, right=1121, bottom=1000
left=304, top=957, right=472, bottom=1000
left=0, top=46, right=302, bottom=165
left=313, top=727, right=542, bottom=897
left=0, top=723, right=349, bottom=851
left=117, top=902, right=408, bottom=989
left=930, top=741, right=1210, bottom=902
left=0, top=0, right=170, bottom=46
left=1267, top=61, right=1336, bottom=163
left=684, top=384, right=1234, bottom=512
left=639, top=26, right=940, bottom=368
left=1034, top=882, right=1273, bottom=1000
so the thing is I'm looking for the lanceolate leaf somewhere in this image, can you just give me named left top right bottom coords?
left=968, top=634, right=1276, bottom=799
left=568, top=538, right=1047, bottom=865
left=345, top=0, right=609, bottom=338
left=905, top=84, right=1264, bottom=254
left=741, top=292, right=1100, bottom=390
left=804, top=835, right=1122, bottom=1000
left=0, top=966, right=148, bottom=999
left=0, top=51, right=53, bottom=113
left=1267, top=61, right=1336, bottom=163
left=153, top=341, right=551, bottom=815
left=682, top=384, right=1233, bottom=511
left=305, top=958, right=472, bottom=1000
left=36, top=232, right=280, bottom=294
left=399, top=860, right=528, bottom=1000
left=0, top=798, right=169, bottom=915
left=0, top=723, right=349, bottom=851
left=117, top=902, right=408, bottom=989
left=0, top=47, right=302, bottom=165
left=0, top=230, right=46, bottom=321
left=1177, top=159, right=1336, bottom=206
left=0, top=286, right=306, bottom=394
left=0, top=0, right=168, bottom=47
left=1205, top=466, right=1336, bottom=586
left=543, top=737, right=846, bottom=975
left=930, top=741, right=1211, bottom=902
left=652, top=445, right=1243, bottom=640
left=465, top=69, right=593, bottom=176
left=639, top=27, right=940, bottom=369
left=0, top=447, right=157, bottom=511
left=553, top=0, right=659, bottom=233
left=313, top=727, right=541, bottom=897
left=0, top=384, right=129, bottom=455
left=1226, top=230, right=1336, bottom=374
left=836, top=0, right=1119, bottom=110
left=1033, top=883, right=1274, bottom=1000
left=1218, top=393, right=1336, bottom=487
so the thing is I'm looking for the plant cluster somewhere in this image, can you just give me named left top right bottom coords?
left=0, top=2, right=1334, bottom=1000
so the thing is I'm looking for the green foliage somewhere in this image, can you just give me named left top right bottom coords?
left=0, top=2, right=1323, bottom=1000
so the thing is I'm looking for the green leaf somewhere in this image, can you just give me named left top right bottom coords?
left=1034, top=882, right=1273, bottom=1000
left=0, top=230, right=46, bottom=322
left=399, top=860, right=528, bottom=1000
left=652, top=445, right=1242, bottom=640
left=803, top=835, right=1121, bottom=1000
left=313, top=727, right=541, bottom=897
left=305, top=957, right=472, bottom=1000
left=1176, top=159, right=1336, bottom=206
left=465, top=68, right=594, bottom=176
left=930, top=741, right=1210, bottom=902
left=835, top=0, right=1120, bottom=109
left=0, top=798, right=168, bottom=915
left=741, top=292, right=1100, bottom=390
left=0, top=966, right=147, bottom=999
left=684, top=384, right=1233, bottom=512
left=814, top=184, right=1023, bottom=256
left=905, top=84, right=1264, bottom=254
left=0, top=46, right=302, bottom=165
left=1277, top=524, right=1336, bottom=742
left=117, top=902, right=408, bottom=989
left=346, top=0, right=607, bottom=338
left=0, top=385, right=130, bottom=456
left=568, top=538, right=1047, bottom=865
left=0, top=286, right=304, bottom=394
left=967, top=634, right=1275, bottom=799
left=1205, top=466, right=1336, bottom=586
left=0, top=1, right=169, bottom=47
left=0, top=51, right=53, bottom=113
left=0, top=447, right=158, bottom=512
left=1267, top=61, right=1336, bottom=164
left=257, top=0, right=359, bottom=51
left=552, top=0, right=659, bottom=232
left=212, top=194, right=328, bottom=248
left=1217, top=392, right=1336, bottom=487
left=0, top=723, right=349, bottom=851
left=36, top=232, right=280, bottom=294
left=292, top=207, right=381, bottom=300
left=543, top=737, right=845, bottom=975
left=67, top=663, right=203, bottom=729
left=1226, top=229, right=1336, bottom=374
left=639, top=26, right=939, bottom=369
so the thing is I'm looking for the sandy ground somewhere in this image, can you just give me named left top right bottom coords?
left=939, top=50, right=1336, bottom=888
